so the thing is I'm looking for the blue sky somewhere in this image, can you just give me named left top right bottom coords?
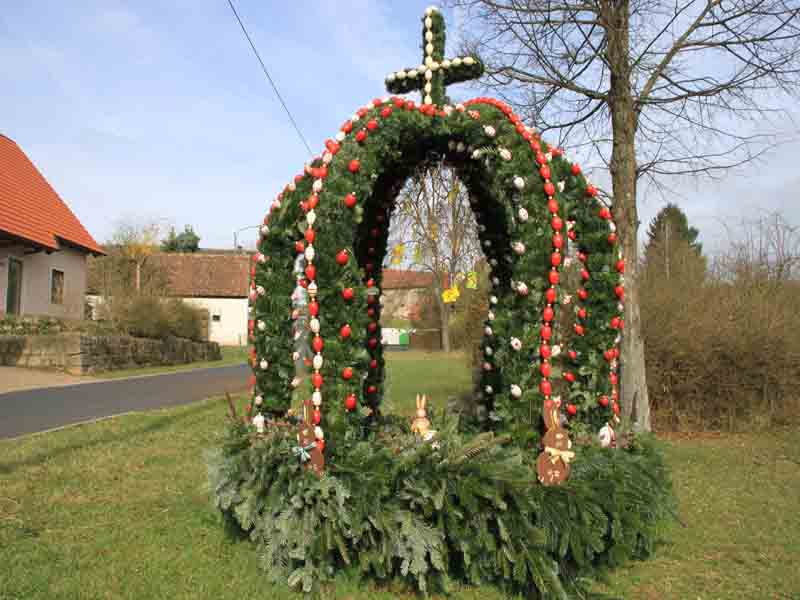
left=2, top=1, right=798, bottom=253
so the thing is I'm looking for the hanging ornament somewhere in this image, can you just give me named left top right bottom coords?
left=252, top=413, right=266, bottom=434
left=510, top=384, right=522, bottom=398
left=313, top=354, right=324, bottom=370
left=345, top=394, right=357, bottom=411
left=336, top=250, right=349, bottom=265
left=311, top=372, right=323, bottom=388
left=598, top=423, right=615, bottom=448
left=539, top=361, right=552, bottom=377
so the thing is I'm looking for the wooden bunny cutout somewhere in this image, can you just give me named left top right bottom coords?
left=297, top=399, right=325, bottom=476
left=411, top=394, right=436, bottom=441
left=536, top=397, right=575, bottom=486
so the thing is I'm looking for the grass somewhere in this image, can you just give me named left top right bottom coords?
left=94, top=346, right=248, bottom=380
left=382, top=349, right=473, bottom=415
left=1, top=351, right=798, bottom=599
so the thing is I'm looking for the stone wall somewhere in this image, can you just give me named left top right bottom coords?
left=0, top=333, right=221, bottom=375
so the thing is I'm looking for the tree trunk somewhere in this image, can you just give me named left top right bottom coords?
left=606, top=0, right=651, bottom=431
left=437, top=295, right=452, bottom=352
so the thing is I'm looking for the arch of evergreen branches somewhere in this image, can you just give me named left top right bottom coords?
left=250, top=94, right=624, bottom=448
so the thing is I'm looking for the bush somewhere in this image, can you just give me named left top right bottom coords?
left=0, top=315, right=118, bottom=337
left=122, top=296, right=172, bottom=339
left=164, top=298, right=207, bottom=341
left=642, top=265, right=800, bottom=431
left=103, top=296, right=208, bottom=342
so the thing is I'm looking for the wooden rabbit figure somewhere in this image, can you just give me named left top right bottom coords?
left=297, top=399, right=324, bottom=476
left=536, top=397, right=575, bottom=486
left=411, top=394, right=436, bottom=441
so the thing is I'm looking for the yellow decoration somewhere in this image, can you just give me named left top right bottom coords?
left=391, top=244, right=405, bottom=265
left=466, top=271, right=478, bottom=289
left=441, top=285, right=460, bottom=304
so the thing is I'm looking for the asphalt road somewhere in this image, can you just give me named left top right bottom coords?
left=0, top=364, right=251, bottom=440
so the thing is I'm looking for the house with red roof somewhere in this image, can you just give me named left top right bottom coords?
left=0, top=134, right=104, bottom=320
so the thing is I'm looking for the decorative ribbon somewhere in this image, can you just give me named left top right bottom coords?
left=545, top=446, right=575, bottom=465
left=292, top=442, right=317, bottom=463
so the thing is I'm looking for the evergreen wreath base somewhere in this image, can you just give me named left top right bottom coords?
left=207, top=418, right=674, bottom=598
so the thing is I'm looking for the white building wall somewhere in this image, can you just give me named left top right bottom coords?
left=0, top=246, right=87, bottom=320
left=185, top=297, right=249, bottom=347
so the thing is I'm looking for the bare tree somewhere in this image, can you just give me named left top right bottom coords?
left=111, top=220, right=163, bottom=293
left=448, top=0, right=800, bottom=430
left=390, top=164, right=483, bottom=352
left=714, top=211, right=800, bottom=281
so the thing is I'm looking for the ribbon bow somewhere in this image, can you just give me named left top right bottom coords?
left=292, top=442, right=317, bottom=463
left=545, top=446, right=576, bottom=465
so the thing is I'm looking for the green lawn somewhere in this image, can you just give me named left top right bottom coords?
left=95, top=346, right=248, bottom=380
left=1, top=352, right=798, bottom=599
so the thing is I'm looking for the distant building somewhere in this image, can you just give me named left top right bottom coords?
left=0, top=134, right=104, bottom=319
left=87, top=258, right=440, bottom=347
left=380, top=269, right=438, bottom=322
left=88, top=252, right=251, bottom=346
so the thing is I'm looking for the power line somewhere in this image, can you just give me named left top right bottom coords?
left=226, top=0, right=314, bottom=157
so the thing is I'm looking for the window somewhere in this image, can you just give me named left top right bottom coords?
left=50, top=269, right=64, bottom=304
left=212, top=314, right=221, bottom=322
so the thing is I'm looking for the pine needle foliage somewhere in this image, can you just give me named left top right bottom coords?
left=207, top=418, right=674, bottom=598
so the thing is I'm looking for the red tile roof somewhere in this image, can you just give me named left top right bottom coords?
left=0, top=134, right=104, bottom=254
left=155, top=253, right=252, bottom=298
